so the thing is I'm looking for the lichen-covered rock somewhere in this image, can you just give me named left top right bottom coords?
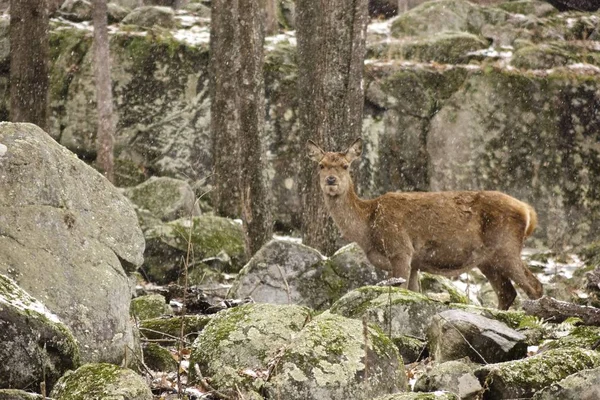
left=229, top=241, right=388, bottom=311
left=396, top=32, right=489, bottom=64
left=130, top=294, right=171, bottom=320
left=50, top=363, right=153, bottom=400
left=428, top=309, right=527, bottom=363
left=542, top=325, right=600, bottom=351
left=144, top=215, right=245, bottom=283
left=107, top=2, right=130, bottom=23
left=123, top=176, right=201, bottom=227
left=0, top=390, right=46, bottom=400
left=121, top=6, right=176, bottom=28
left=0, top=123, right=144, bottom=364
left=474, top=348, right=600, bottom=399
left=413, top=359, right=482, bottom=399
left=330, top=286, right=451, bottom=342
left=497, top=0, right=558, bottom=17
left=393, top=334, right=426, bottom=364
left=264, top=312, right=406, bottom=400
left=532, top=365, right=600, bottom=400
left=142, top=343, right=178, bottom=372
left=0, top=274, right=79, bottom=392
left=391, top=0, right=509, bottom=38
left=420, top=273, right=469, bottom=304
left=511, top=43, right=579, bottom=69
left=60, top=0, right=92, bottom=22
left=373, top=393, right=460, bottom=400
left=190, top=303, right=311, bottom=396
left=139, top=314, right=212, bottom=344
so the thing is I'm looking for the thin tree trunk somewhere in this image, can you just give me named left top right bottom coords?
left=210, top=0, right=241, bottom=218
left=264, top=0, right=278, bottom=35
left=92, top=0, right=115, bottom=182
left=238, top=0, right=273, bottom=256
left=9, top=0, right=49, bottom=131
left=296, top=0, right=369, bottom=255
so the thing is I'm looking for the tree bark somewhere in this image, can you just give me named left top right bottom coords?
left=210, top=0, right=241, bottom=218
left=9, top=0, right=49, bottom=131
left=296, top=0, right=369, bottom=255
left=238, top=0, right=273, bottom=256
left=522, top=296, right=600, bottom=326
left=92, top=0, right=115, bottom=182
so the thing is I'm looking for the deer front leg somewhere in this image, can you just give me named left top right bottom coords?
left=408, top=268, right=420, bottom=292
left=389, top=253, right=412, bottom=287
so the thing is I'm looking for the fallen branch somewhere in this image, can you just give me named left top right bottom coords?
left=522, top=296, right=600, bottom=326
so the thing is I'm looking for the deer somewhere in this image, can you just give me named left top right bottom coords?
left=307, top=138, right=543, bottom=310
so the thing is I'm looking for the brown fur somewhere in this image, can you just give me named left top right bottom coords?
left=307, top=138, right=543, bottom=310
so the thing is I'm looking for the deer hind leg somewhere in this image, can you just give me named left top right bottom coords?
left=479, top=263, right=517, bottom=310
left=408, top=268, right=421, bottom=292
left=503, top=257, right=544, bottom=300
left=389, top=253, right=413, bottom=288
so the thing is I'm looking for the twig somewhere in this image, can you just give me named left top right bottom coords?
left=194, top=363, right=235, bottom=400
left=275, top=264, right=292, bottom=304
left=138, top=327, right=192, bottom=345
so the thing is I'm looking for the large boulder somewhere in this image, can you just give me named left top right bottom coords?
left=532, top=365, right=600, bottom=400
left=474, top=348, right=600, bottom=399
left=0, top=123, right=145, bottom=363
left=50, top=363, right=152, bottom=400
left=414, top=359, right=482, bottom=399
left=190, top=303, right=311, bottom=397
left=121, top=6, right=176, bottom=28
left=229, top=241, right=388, bottom=310
left=264, top=312, right=407, bottom=400
left=427, top=309, right=528, bottom=363
left=0, top=274, right=79, bottom=392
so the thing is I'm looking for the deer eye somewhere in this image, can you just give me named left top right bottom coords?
left=319, top=164, right=325, bottom=169
left=342, top=164, right=349, bottom=170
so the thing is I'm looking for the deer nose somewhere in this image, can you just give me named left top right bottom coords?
left=326, top=176, right=337, bottom=185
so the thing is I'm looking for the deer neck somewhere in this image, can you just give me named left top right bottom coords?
left=323, top=184, right=370, bottom=246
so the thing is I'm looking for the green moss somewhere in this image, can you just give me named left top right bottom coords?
left=544, top=325, right=600, bottom=350
left=130, top=294, right=170, bottom=321
left=139, top=314, right=212, bottom=343
left=142, top=343, right=178, bottom=372
left=399, top=32, right=489, bottom=64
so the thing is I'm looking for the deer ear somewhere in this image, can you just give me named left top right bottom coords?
left=345, top=138, right=363, bottom=163
left=306, top=140, right=325, bottom=162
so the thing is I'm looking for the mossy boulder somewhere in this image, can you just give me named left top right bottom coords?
left=511, top=43, right=578, bottom=69
left=139, top=314, right=212, bottom=344
left=542, top=325, right=600, bottom=351
left=60, top=0, right=92, bottom=22
left=398, top=32, right=489, bottom=64
left=532, top=365, right=600, bottom=399
left=143, top=215, right=245, bottom=283
left=190, top=303, right=311, bottom=397
left=123, top=176, right=201, bottom=228
left=391, top=0, right=509, bottom=38
left=0, top=123, right=144, bottom=364
left=474, top=348, right=600, bottom=399
left=330, top=286, right=451, bottom=342
left=121, top=6, right=176, bottom=28
left=393, top=334, right=427, bottom=364
left=130, top=294, right=171, bottom=320
left=497, top=0, right=558, bottom=17
left=420, top=272, right=469, bottom=304
left=414, top=359, right=482, bottom=399
left=229, top=241, right=387, bottom=310
left=50, top=363, right=153, bottom=400
left=107, top=2, right=130, bottom=23
left=0, top=274, right=80, bottom=392
left=264, top=312, right=406, bottom=400
left=428, top=309, right=528, bottom=363
left=142, top=343, right=178, bottom=372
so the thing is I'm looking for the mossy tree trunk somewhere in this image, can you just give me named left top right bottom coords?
left=210, top=0, right=242, bottom=218
left=92, top=0, right=115, bottom=182
left=9, top=0, right=49, bottom=131
left=296, top=0, right=369, bottom=255
left=238, top=0, right=273, bottom=256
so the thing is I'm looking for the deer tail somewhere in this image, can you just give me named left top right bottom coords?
left=524, top=203, right=537, bottom=238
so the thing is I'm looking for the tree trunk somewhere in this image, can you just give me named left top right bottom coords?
left=238, top=0, right=273, bottom=256
left=263, top=0, right=279, bottom=35
left=296, top=0, right=369, bottom=255
left=9, top=0, right=49, bottom=131
left=92, top=0, right=115, bottom=182
left=210, top=0, right=241, bottom=218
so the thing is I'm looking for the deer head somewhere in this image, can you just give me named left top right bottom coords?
left=307, top=138, right=363, bottom=197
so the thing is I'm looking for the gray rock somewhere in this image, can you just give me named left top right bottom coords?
left=107, top=2, right=131, bottom=23
left=428, top=309, right=527, bottom=363
left=0, top=274, right=79, bottom=392
left=190, top=303, right=311, bottom=397
left=228, top=241, right=387, bottom=311
left=60, top=0, right=93, bottom=21
left=142, top=342, right=178, bottom=372
left=123, top=176, right=201, bottom=227
left=264, top=312, right=407, bottom=400
left=475, top=348, right=600, bottom=399
left=143, top=215, right=245, bottom=284
left=50, top=363, right=152, bottom=400
left=373, top=392, right=460, bottom=400
left=420, top=272, right=469, bottom=304
left=0, top=123, right=144, bottom=364
left=0, top=390, right=47, bottom=400
left=414, top=359, right=482, bottom=399
left=130, top=294, right=171, bottom=320
left=532, top=365, right=600, bottom=400
left=330, top=286, right=451, bottom=343
left=122, top=6, right=176, bottom=28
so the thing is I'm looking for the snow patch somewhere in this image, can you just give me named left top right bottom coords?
left=173, top=26, right=210, bottom=46
left=0, top=275, right=62, bottom=324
